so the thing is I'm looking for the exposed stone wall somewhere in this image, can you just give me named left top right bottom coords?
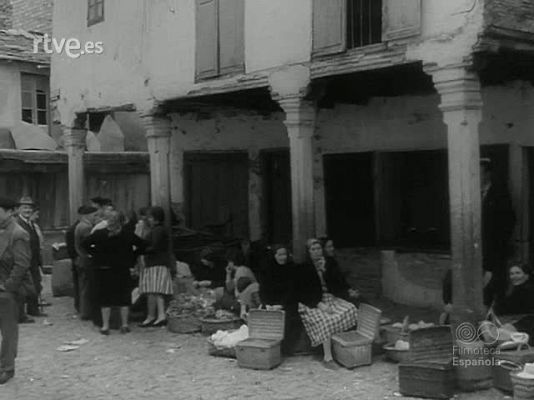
left=485, top=0, right=534, bottom=34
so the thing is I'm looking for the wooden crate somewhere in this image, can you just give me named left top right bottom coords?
left=236, top=309, right=285, bottom=370
left=332, top=303, right=382, bottom=368
left=399, top=326, right=455, bottom=399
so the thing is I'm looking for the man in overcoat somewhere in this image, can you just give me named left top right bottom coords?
left=0, top=196, right=33, bottom=384
left=16, top=196, right=46, bottom=319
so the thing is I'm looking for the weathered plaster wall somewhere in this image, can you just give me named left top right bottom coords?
left=0, top=65, right=21, bottom=130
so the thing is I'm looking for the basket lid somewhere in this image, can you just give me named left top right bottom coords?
left=247, top=309, right=285, bottom=340
left=408, top=326, right=453, bottom=363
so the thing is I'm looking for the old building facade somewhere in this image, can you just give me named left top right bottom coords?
left=52, top=0, right=534, bottom=318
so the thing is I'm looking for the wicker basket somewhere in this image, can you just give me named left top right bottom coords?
left=511, top=372, right=534, bottom=399
left=383, top=344, right=410, bottom=363
left=167, top=315, right=201, bottom=334
left=207, top=339, right=236, bottom=358
left=200, top=317, right=242, bottom=335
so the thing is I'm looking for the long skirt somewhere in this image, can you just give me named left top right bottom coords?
left=139, top=266, right=173, bottom=295
left=298, top=293, right=358, bottom=347
left=96, top=267, right=131, bottom=307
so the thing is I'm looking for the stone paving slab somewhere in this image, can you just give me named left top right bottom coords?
left=0, top=280, right=512, bottom=400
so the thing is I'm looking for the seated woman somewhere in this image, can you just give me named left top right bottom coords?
left=259, top=244, right=302, bottom=355
left=319, top=237, right=364, bottom=306
left=214, top=248, right=257, bottom=314
left=236, top=277, right=260, bottom=319
left=493, top=263, right=534, bottom=343
left=191, top=247, right=227, bottom=290
left=296, top=239, right=358, bottom=369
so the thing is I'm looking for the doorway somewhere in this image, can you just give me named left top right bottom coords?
left=261, top=150, right=292, bottom=245
left=184, top=152, right=249, bottom=238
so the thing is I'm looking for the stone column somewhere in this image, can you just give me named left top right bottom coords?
left=269, top=67, right=316, bottom=262
left=64, top=128, right=86, bottom=223
left=141, top=113, right=172, bottom=226
left=426, top=63, right=484, bottom=324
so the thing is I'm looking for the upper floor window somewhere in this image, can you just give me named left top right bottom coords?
left=88, top=0, right=104, bottom=26
left=347, top=0, right=382, bottom=49
left=21, top=74, right=49, bottom=126
left=195, top=0, right=244, bottom=80
left=313, top=0, right=421, bottom=57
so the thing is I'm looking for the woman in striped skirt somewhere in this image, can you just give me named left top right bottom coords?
left=138, top=206, right=174, bottom=327
left=296, top=239, right=358, bottom=369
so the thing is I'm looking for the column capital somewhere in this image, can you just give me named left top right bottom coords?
left=140, top=113, right=172, bottom=139
left=63, top=127, right=87, bottom=148
left=424, top=62, right=482, bottom=113
left=277, top=96, right=316, bottom=133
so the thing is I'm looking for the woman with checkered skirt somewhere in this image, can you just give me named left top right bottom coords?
left=138, top=206, right=173, bottom=327
left=296, top=238, right=358, bottom=369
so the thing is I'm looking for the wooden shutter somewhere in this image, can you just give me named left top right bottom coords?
left=219, top=0, right=244, bottom=75
left=382, top=0, right=421, bottom=41
left=195, top=0, right=219, bottom=80
left=312, top=0, right=346, bottom=57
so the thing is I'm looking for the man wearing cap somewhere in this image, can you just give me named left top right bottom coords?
left=74, top=205, right=98, bottom=321
left=480, top=159, right=516, bottom=306
left=0, top=196, right=34, bottom=384
left=16, top=196, right=46, bottom=319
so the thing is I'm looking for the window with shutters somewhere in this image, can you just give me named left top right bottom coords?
left=21, top=74, right=49, bottom=126
left=196, top=0, right=244, bottom=81
left=313, top=0, right=421, bottom=57
left=88, top=0, right=104, bottom=26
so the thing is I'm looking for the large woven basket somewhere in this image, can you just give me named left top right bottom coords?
left=167, top=315, right=201, bottom=334
left=511, top=372, right=534, bottom=399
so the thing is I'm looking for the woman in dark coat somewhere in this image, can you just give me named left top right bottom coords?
left=259, top=244, right=301, bottom=355
left=296, top=239, right=358, bottom=369
left=83, top=211, right=145, bottom=334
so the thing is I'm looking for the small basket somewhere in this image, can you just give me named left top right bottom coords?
left=167, top=315, right=201, bottom=334
left=383, top=344, right=410, bottom=363
left=207, top=339, right=236, bottom=358
left=511, top=371, right=534, bottom=399
left=200, top=317, right=242, bottom=335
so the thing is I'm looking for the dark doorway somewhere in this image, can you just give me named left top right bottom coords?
left=261, top=150, right=292, bottom=245
left=324, top=153, right=376, bottom=247
left=529, top=148, right=534, bottom=262
left=184, top=152, right=249, bottom=238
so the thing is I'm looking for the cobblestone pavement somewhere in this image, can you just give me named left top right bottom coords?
left=0, top=280, right=512, bottom=400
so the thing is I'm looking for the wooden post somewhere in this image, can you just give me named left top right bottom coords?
left=509, top=144, right=530, bottom=262
left=64, top=128, right=86, bottom=224
left=141, top=113, right=172, bottom=227
left=427, top=63, right=484, bottom=325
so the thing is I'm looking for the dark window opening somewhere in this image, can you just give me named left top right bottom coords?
left=21, top=74, right=49, bottom=126
left=346, top=0, right=382, bottom=49
left=88, top=0, right=104, bottom=26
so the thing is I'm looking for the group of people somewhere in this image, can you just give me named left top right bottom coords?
left=191, top=237, right=363, bottom=370
left=66, top=197, right=174, bottom=335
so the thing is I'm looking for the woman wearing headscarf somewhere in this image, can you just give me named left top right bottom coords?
left=259, top=244, right=301, bottom=355
left=296, top=238, right=358, bottom=369
left=83, top=211, right=145, bottom=334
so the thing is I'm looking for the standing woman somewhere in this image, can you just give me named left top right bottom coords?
left=296, top=238, right=358, bottom=369
left=83, top=211, right=145, bottom=334
left=138, top=206, right=174, bottom=327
